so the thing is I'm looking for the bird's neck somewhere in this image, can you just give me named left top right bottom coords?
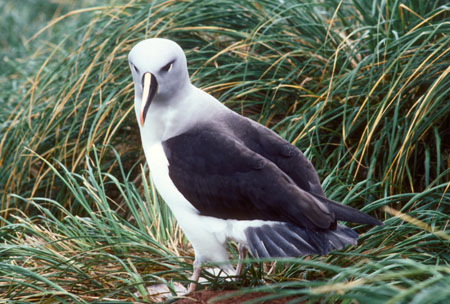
left=138, top=84, right=226, bottom=147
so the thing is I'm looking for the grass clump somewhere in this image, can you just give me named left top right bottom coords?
left=1, top=0, right=449, bottom=303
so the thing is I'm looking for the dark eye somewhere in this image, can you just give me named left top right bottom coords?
left=131, top=63, right=139, bottom=73
left=161, top=60, right=175, bottom=72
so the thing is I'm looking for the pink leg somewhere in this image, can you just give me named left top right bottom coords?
left=187, top=265, right=202, bottom=294
left=235, top=243, right=248, bottom=276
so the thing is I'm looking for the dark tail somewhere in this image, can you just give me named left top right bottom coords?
left=312, top=194, right=383, bottom=226
left=244, top=223, right=358, bottom=258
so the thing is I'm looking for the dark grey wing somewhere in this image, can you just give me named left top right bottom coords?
left=226, top=114, right=325, bottom=196
left=162, top=126, right=336, bottom=230
left=225, top=113, right=382, bottom=226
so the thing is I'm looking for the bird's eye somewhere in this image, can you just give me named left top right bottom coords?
left=161, top=60, right=175, bottom=72
left=131, top=63, right=139, bottom=73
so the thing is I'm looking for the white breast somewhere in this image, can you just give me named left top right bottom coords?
left=143, top=143, right=230, bottom=261
left=142, top=142, right=276, bottom=264
left=143, top=142, right=198, bottom=215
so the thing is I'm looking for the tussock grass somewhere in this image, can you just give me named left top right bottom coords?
left=1, top=0, right=449, bottom=303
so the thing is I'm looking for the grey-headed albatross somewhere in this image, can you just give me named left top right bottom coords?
left=128, top=38, right=382, bottom=293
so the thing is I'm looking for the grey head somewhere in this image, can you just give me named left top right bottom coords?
left=128, top=38, right=190, bottom=127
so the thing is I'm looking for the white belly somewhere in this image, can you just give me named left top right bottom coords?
left=143, top=142, right=231, bottom=262
left=143, top=142, right=274, bottom=263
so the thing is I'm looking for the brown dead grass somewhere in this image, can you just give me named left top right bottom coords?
left=175, top=290, right=299, bottom=304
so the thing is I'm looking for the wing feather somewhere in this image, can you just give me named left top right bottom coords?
left=226, top=114, right=325, bottom=196
left=162, top=126, right=335, bottom=230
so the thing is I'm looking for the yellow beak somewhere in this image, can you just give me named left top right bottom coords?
left=140, top=72, right=153, bottom=127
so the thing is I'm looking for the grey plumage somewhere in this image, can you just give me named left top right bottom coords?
left=245, top=223, right=358, bottom=258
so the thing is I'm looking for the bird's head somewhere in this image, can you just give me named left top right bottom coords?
left=128, top=38, right=189, bottom=127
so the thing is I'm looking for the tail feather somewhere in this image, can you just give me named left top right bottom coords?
left=244, top=223, right=358, bottom=258
left=253, top=227, right=287, bottom=257
left=272, top=225, right=320, bottom=255
left=311, top=194, right=383, bottom=226
left=327, top=226, right=358, bottom=249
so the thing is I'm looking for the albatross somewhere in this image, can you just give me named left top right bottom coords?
left=128, top=38, right=382, bottom=292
